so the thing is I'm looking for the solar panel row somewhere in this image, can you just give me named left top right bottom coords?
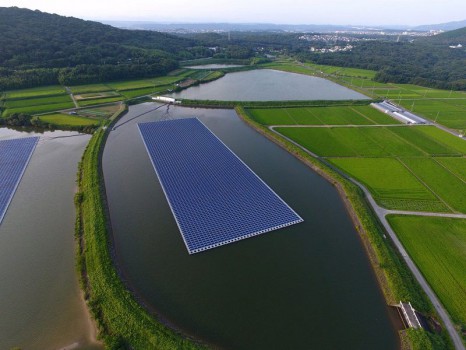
left=0, top=137, right=39, bottom=225
left=138, top=118, right=303, bottom=254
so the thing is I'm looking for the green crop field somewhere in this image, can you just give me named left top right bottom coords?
left=77, top=106, right=118, bottom=119
left=396, top=99, right=466, bottom=129
left=4, top=85, right=66, bottom=99
left=274, top=124, right=465, bottom=213
left=276, top=126, right=428, bottom=157
left=329, top=158, right=449, bottom=212
left=343, top=77, right=389, bottom=88
left=436, top=157, right=466, bottom=182
left=276, top=127, right=381, bottom=156
left=106, top=72, right=192, bottom=91
left=69, top=84, right=112, bottom=94
left=304, top=106, right=374, bottom=125
left=248, top=105, right=399, bottom=126
left=39, top=113, right=100, bottom=126
left=249, top=108, right=298, bottom=125
left=120, top=85, right=173, bottom=99
left=415, top=127, right=466, bottom=154
left=387, top=215, right=466, bottom=329
left=77, top=96, right=124, bottom=107
left=400, top=158, right=466, bottom=213
left=304, top=63, right=377, bottom=79
left=3, top=102, right=75, bottom=117
left=388, top=127, right=462, bottom=156
left=75, top=91, right=120, bottom=100
left=4, top=94, right=73, bottom=108
left=350, top=106, right=401, bottom=124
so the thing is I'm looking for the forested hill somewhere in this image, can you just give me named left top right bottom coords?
left=0, top=7, right=208, bottom=90
left=420, top=26, right=466, bottom=44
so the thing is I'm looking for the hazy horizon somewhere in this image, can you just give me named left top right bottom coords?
left=1, top=0, right=466, bottom=27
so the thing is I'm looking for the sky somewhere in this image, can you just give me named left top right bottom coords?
left=1, top=0, right=465, bottom=26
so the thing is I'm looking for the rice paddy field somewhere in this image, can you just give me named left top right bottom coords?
left=387, top=215, right=466, bottom=330
left=1, top=88, right=74, bottom=117
left=38, top=113, right=100, bottom=126
left=273, top=122, right=466, bottom=213
left=248, top=105, right=399, bottom=126
left=0, top=69, right=199, bottom=119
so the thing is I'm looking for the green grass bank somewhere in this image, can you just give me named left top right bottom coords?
left=75, top=111, right=205, bottom=349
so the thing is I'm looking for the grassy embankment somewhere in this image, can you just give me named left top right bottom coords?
left=74, top=110, right=206, bottom=349
left=236, top=105, right=452, bottom=349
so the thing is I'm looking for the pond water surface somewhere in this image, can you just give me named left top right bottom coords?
left=103, top=103, right=399, bottom=349
left=0, top=128, right=101, bottom=350
left=171, top=69, right=369, bottom=101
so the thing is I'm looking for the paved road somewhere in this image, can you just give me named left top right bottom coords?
left=268, top=126, right=466, bottom=350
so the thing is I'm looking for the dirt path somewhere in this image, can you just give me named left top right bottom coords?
left=65, top=86, right=79, bottom=108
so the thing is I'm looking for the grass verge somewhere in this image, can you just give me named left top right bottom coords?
left=74, top=108, right=205, bottom=349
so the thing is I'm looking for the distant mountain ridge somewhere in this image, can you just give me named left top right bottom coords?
left=413, top=19, right=466, bottom=31
left=102, top=21, right=423, bottom=33
left=104, top=19, right=466, bottom=33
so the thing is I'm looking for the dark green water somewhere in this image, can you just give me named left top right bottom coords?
left=103, top=104, right=399, bottom=349
left=0, top=129, right=101, bottom=349
left=170, top=69, right=369, bottom=101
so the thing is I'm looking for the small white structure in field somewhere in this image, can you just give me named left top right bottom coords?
left=152, top=96, right=180, bottom=104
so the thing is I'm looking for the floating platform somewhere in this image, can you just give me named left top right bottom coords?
left=0, top=137, right=39, bottom=225
left=138, top=118, right=303, bottom=254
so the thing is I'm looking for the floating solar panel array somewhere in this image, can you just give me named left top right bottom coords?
left=138, top=118, right=303, bottom=254
left=0, top=137, right=39, bottom=225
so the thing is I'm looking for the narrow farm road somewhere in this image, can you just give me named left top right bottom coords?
left=65, top=86, right=79, bottom=108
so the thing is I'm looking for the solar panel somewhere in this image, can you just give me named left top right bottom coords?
left=0, top=136, right=39, bottom=225
left=138, top=118, right=303, bottom=254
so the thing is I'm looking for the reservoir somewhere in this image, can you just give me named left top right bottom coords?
left=171, top=69, right=369, bottom=101
left=0, top=128, right=100, bottom=350
left=103, top=103, right=399, bottom=349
